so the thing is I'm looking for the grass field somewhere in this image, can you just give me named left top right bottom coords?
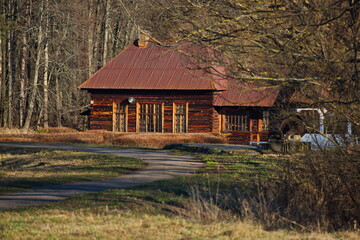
left=0, top=146, right=145, bottom=194
left=1, top=146, right=359, bottom=239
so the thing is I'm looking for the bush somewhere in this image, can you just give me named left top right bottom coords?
left=269, top=150, right=360, bottom=230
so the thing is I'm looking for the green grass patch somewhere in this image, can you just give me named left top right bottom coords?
left=134, top=152, right=282, bottom=196
left=0, top=146, right=145, bottom=194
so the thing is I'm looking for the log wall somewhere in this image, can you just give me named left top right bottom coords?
left=216, top=107, right=270, bottom=145
left=224, top=131, right=270, bottom=145
left=89, top=90, right=220, bottom=133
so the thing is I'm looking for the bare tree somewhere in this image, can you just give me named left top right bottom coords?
left=102, top=0, right=111, bottom=66
left=0, top=0, right=138, bottom=130
left=134, top=0, right=359, bottom=134
left=19, top=0, right=30, bottom=127
left=42, top=0, right=49, bottom=128
left=22, top=0, right=44, bottom=130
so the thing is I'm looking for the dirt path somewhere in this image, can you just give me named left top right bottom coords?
left=0, top=143, right=202, bottom=211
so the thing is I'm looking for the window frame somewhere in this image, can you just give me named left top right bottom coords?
left=112, top=102, right=128, bottom=132
left=136, top=102, right=164, bottom=133
left=173, top=102, right=188, bottom=133
left=222, top=110, right=249, bottom=131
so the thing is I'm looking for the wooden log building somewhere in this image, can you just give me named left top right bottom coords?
left=79, top=38, right=280, bottom=144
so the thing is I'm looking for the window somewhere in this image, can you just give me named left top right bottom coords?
left=262, top=110, right=270, bottom=131
left=113, top=103, right=127, bottom=132
left=224, top=111, right=249, bottom=131
left=173, top=103, right=188, bottom=133
left=137, top=103, right=163, bottom=132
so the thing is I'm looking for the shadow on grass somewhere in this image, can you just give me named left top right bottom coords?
left=0, top=147, right=145, bottom=194
left=0, top=146, right=52, bottom=155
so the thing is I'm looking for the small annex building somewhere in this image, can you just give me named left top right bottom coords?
left=78, top=39, right=280, bottom=144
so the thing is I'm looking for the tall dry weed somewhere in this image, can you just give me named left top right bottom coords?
left=186, top=150, right=360, bottom=231
left=185, top=185, right=234, bottom=223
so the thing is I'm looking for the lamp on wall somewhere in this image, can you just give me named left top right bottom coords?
left=128, top=97, right=135, bottom=104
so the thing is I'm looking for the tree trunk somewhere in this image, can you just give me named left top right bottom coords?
left=43, top=39, right=49, bottom=128
left=87, top=0, right=94, bottom=78
left=7, top=0, right=18, bottom=128
left=102, top=0, right=110, bottom=66
left=22, top=0, right=44, bottom=130
left=19, top=1, right=30, bottom=128
left=19, top=31, right=27, bottom=128
left=43, top=0, right=49, bottom=128
left=0, top=37, right=3, bottom=127
left=6, top=26, right=13, bottom=128
left=55, top=72, right=62, bottom=127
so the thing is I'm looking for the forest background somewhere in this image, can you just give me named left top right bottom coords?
left=0, top=0, right=139, bottom=130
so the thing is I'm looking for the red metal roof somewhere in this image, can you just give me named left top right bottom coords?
left=290, top=88, right=330, bottom=104
left=78, top=43, right=228, bottom=91
left=213, top=81, right=280, bottom=107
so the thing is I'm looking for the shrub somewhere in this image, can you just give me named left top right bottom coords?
left=269, top=150, right=360, bottom=231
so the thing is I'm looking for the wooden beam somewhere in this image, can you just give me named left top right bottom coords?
left=112, top=102, right=116, bottom=131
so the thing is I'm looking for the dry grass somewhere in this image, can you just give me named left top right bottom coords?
left=0, top=128, right=34, bottom=134
left=0, top=128, right=227, bottom=148
left=108, top=132, right=227, bottom=148
left=37, top=127, right=78, bottom=133
left=0, top=195, right=358, bottom=240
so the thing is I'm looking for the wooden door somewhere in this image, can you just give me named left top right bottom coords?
left=250, top=119, right=262, bottom=143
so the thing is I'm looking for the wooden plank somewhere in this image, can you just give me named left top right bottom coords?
left=136, top=102, right=139, bottom=133
left=162, top=102, right=164, bottom=133
left=172, top=102, right=175, bottom=133
left=186, top=102, right=189, bottom=133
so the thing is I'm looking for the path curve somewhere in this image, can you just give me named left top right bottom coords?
left=0, top=143, right=202, bottom=211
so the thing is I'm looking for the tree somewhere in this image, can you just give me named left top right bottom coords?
left=0, top=0, right=137, bottom=130
left=22, top=0, right=44, bottom=130
left=134, top=0, right=360, bottom=138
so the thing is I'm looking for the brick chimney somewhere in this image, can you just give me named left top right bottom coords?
left=137, top=30, right=150, bottom=48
